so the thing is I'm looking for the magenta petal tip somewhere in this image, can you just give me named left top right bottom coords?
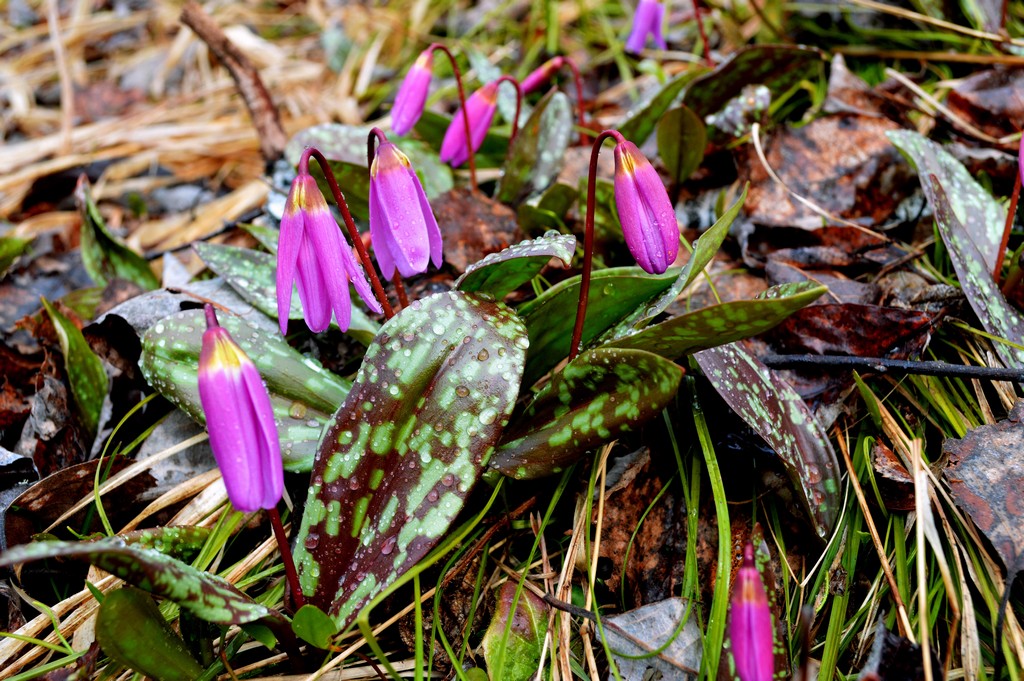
left=728, top=543, right=775, bottom=681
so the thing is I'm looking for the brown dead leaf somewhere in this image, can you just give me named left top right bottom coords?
left=431, top=187, right=521, bottom=272
left=872, top=441, right=914, bottom=512
left=946, top=69, right=1024, bottom=140
left=763, top=304, right=937, bottom=358
left=942, top=402, right=1024, bottom=571
left=766, top=261, right=880, bottom=306
left=744, top=224, right=906, bottom=271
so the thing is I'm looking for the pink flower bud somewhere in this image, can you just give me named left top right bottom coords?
left=613, top=140, right=679, bottom=273
left=520, top=56, right=565, bottom=95
left=440, top=80, right=500, bottom=168
left=728, top=543, right=775, bottom=681
left=391, top=49, right=434, bottom=136
left=625, top=0, right=667, bottom=54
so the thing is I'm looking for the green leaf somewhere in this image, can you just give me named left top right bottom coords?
left=291, top=604, right=339, bottom=649
left=242, top=222, right=281, bottom=253
left=694, top=343, right=841, bottom=538
left=192, top=242, right=379, bottom=344
left=0, top=235, right=31, bottom=277
left=0, top=538, right=276, bottom=625
left=41, top=297, right=108, bottom=437
left=492, top=347, right=682, bottom=479
left=455, top=231, right=576, bottom=298
left=96, top=587, right=204, bottom=681
left=74, top=177, right=159, bottom=291
left=605, top=282, right=827, bottom=359
left=140, top=309, right=350, bottom=471
left=293, top=291, right=528, bottom=630
left=118, top=526, right=211, bottom=557
left=518, top=268, right=679, bottom=387
left=482, top=581, right=549, bottom=681
left=927, top=177, right=1024, bottom=369
left=619, top=70, right=706, bottom=146
left=517, top=182, right=578, bottom=236
left=888, top=129, right=1006, bottom=271
left=495, top=90, right=573, bottom=204
left=656, top=105, right=706, bottom=186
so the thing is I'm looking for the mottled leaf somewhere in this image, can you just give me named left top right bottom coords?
left=598, top=598, right=702, bottom=680
left=495, top=90, right=573, bottom=203
left=519, top=268, right=679, bottom=387
left=118, top=527, right=211, bottom=556
left=681, top=45, right=824, bottom=118
left=96, top=587, right=203, bottom=681
left=606, top=282, right=826, bottom=359
left=492, top=348, right=682, bottom=479
left=619, top=70, right=706, bottom=146
left=943, top=401, right=1024, bottom=571
left=656, top=105, right=707, bottom=186
left=888, top=129, right=1006, bottom=270
left=694, top=343, right=841, bottom=537
left=41, top=297, right=108, bottom=437
left=0, top=235, right=32, bottom=277
left=455, top=231, right=576, bottom=298
left=927, top=177, right=1024, bottom=370
left=75, top=177, right=159, bottom=291
left=0, top=537, right=274, bottom=625
left=293, top=291, right=528, bottom=629
left=140, top=309, right=350, bottom=471
left=482, top=582, right=549, bottom=681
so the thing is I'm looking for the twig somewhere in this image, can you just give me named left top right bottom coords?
left=180, top=2, right=287, bottom=164
left=761, top=354, right=1024, bottom=382
left=844, top=0, right=1024, bottom=48
left=46, top=0, right=74, bottom=156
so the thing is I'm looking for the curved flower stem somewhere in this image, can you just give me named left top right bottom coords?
left=430, top=43, right=477, bottom=192
left=691, top=0, right=714, bottom=66
left=301, top=147, right=394, bottom=319
left=560, top=57, right=589, bottom=146
left=267, top=506, right=305, bottom=611
left=568, top=129, right=626, bottom=361
left=493, top=74, right=523, bottom=145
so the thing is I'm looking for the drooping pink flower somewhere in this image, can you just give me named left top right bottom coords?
left=520, top=56, right=565, bottom=95
left=728, top=543, right=775, bottom=681
left=613, top=140, right=679, bottom=273
left=440, top=80, right=500, bottom=168
left=625, top=0, right=667, bottom=54
left=198, top=305, right=283, bottom=514
left=369, top=139, right=443, bottom=278
left=276, top=171, right=382, bottom=334
left=391, top=48, right=434, bottom=136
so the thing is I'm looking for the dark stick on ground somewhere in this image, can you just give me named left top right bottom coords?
left=181, top=2, right=288, bottom=165
left=761, top=354, right=1024, bottom=383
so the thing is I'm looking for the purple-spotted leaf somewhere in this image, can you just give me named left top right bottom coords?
left=0, top=537, right=276, bottom=625
left=140, top=309, right=350, bottom=471
left=695, top=343, right=841, bottom=537
left=888, top=130, right=1005, bottom=271
left=118, top=526, right=211, bottom=556
left=193, top=242, right=378, bottom=343
left=293, top=291, right=527, bottom=628
left=492, top=348, right=682, bottom=479
left=454, top=231, right=576, bottom=299
left=926, top=177, right=1024, bottom=371
left=606, top=282, right=826, bottom=359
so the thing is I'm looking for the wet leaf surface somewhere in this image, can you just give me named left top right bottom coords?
left=454, top=231, right=575, bottom=299
left=695, top=342, right=841, bottom=538
left=492, top=347, right=682, bottom=479
left=293, top=291, right=527, bottom=628
left=140, top=309, right=350, bottom=471
left=433, top=187, right=522, bottom=272
left=495, top=90, right=573, bottom=204
left=762, top=303, right=936, bottom=357
left=943, top=401, right=1024, bottom=572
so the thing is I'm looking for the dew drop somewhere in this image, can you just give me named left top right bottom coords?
left=427, top=490, right=439, bottom=503
left=477, top=349, right=489, bottom=361
left=380, top=536, right=398, bottom=555
left=304, top=533, right=320, bottom=549
left=455, top=385, right=470, bottom=398
left=479, top=408, right=497, bottom=425
left=442, top=473, right=456, bottom=487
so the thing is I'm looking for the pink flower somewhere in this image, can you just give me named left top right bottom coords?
left=520, top=56, right=565, bottom=95
left=370, top=139, right=443, bottom=278
left=625, top=0, right=667, bottom=54
left=613, top=140, right=679, bottom=273
left=198, top=305, right=283, bottom=513
left=391, top=48, right=434, bottom=136
left=440, top=80, right=500, bottom=168
left=728, top=543, right=775, bottom=681
left=276, top=171, right=382, bottom=334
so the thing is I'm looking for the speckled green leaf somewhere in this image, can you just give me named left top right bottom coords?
left=293, top=291, right=528, bottom=629
left=492, top=347, right=682, bottom=479
left=606, top=282, right=826, bottom=359
left=619, top=70, right=706, bottom=146
left=656, top=105, right=706, bottom=186
left=607, top=185, right=747, bottom=341
left=455, top=231, right=576, bottom=298
left=96, top=587, right=203, bottom=681
left=927, top=177, right=1024, bottom=369
left=193, top=242, right=378, bottom=344
left=0, top=538, right=274, bottom=625
left=0, top=235, right=31, bottom=277
left=75, top=178, right=159, bottom=291
left=681, top=45, right=824, bottom=118
left=519, top=268, right=678, bottom=387
left=694, top=343, right=841, bottom=537
left=118, top=527, right=211, bottom=556
left=495, top=90, right=573, bottom=204
left=888, top=129, right=1006, bottom=270
left=41, top=297, right=108, bottom=437
left=140, top=309, right=350, bottom=471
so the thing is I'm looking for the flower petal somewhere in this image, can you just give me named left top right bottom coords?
left=728, top=543, right=775, bottom=681
left=392, top=50, right=433, bottom=136
left=276, top=204, right=303, bottom=335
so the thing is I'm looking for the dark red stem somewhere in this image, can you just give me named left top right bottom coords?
left=430, top=43, right=477, bottom=191
left=392, top=273, right=410, bottom=309
left=569, top=129, right=626, bottom=361
left=300, top=147, right=394, bottom=319
left=267, top=506, right=305, bottom=611
left=691, top=0, right=713, bottom=66
left=994, top=169, right=1020, bottom=283
left=560, top=57, right=589, bottom=146
left=493, top=74, right=523, bottom=144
